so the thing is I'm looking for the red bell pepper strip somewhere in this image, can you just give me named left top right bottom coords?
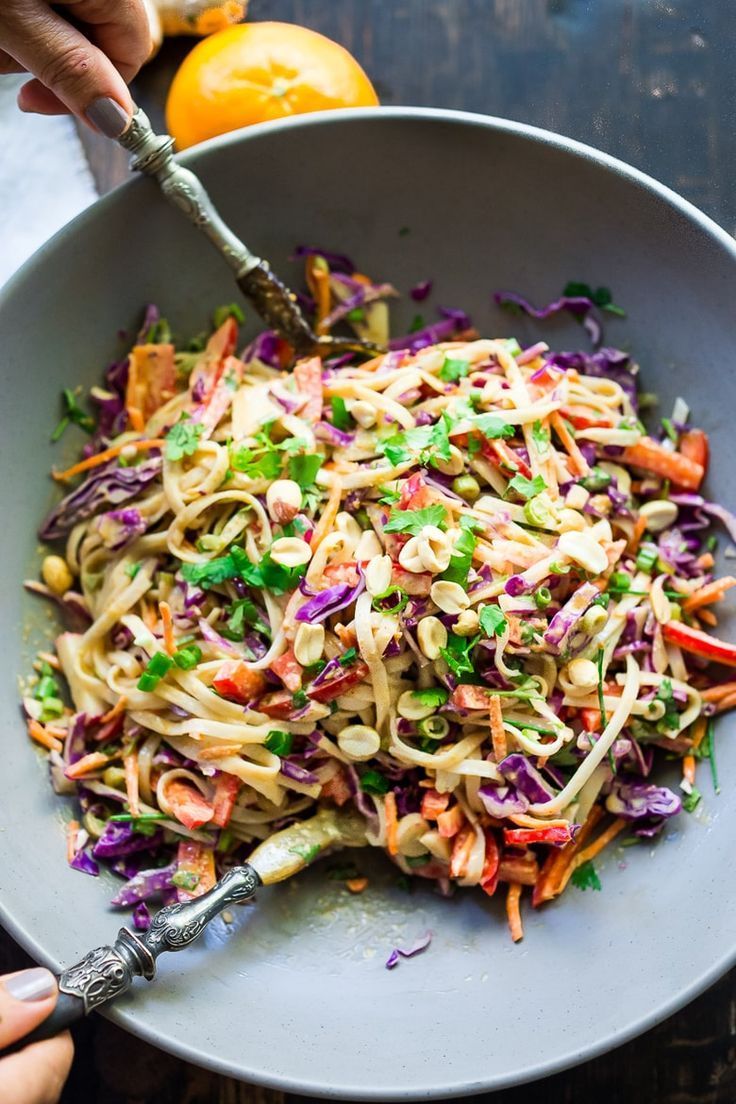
left=293, top=356, right=323, bottom=421
left=503, top=826, right=574, bottom=847
left=211, top=772, right=241, bottom=828
left=213, top=660, right=267, bottom=704
left=165, top=780, right=214, bottom=830
left=320, top=768, right=352, bottom=806
left=479, top=830, right=500, bottom=897
left=307, top=662, right=370, bottom=703
left=175, top=840, right=216, bottom=902
left=271, top=648, right=303, bottom=693
left=420, top=788, right=450, bottom=820
left=662, top=620, right=736, bottom=667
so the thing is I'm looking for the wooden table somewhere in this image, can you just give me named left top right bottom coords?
left=4, top=1, right=736, bottom=1101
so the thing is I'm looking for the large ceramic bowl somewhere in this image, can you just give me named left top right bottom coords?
left=2, top=108, right=736, bottom=1099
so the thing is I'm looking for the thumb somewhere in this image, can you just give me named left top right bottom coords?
left=0, top=970, right=73, bottom=1104
left=3, top=0, right=132, bottom=133
left=0, top=968, right=59, bottom=1048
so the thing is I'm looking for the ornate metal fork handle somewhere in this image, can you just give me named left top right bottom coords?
left=0, top=864, right=261, bottom=1056
left=117, top=109, right=383, bottom=359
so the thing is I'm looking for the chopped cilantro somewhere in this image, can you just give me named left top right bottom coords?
left=330, top=396, right=352, bottom=430
left=384, top=504, right=448, bottom=535
left=181, top=547, right=305, bottom=595
left=531, top=419, right=550, bottom=457
left=411, top=687, right=449, bottom=708
left=472, top=414, right=515, bottom=440
left=288, top=453, right=323, bottom=489
left=230, top=433, right=283, bottom=480
left=655, top=677, right=680, bottom=734
left=221, top=597, right=269, bottom=640
left=125, top=562, right=141, bottom=579
left=683, top=786, right=702, bottom=814
left=371, top=586, right=409, bottom=615
left=440, top=632, right=479, bottom=680
left=562, top=281, right=625, bottom=317
left=381, top=415, right=453, bottom=468
left=439, top=356, right=470, bottom=383
left=507, top=473, right=547, bottom=500
left=377, top=484, right=401, bottom=505
left=165, top=416, right=203, bottom=461
left=408, top=313, right=426, bottom=333
left=346, top=307, right=366, bottom=322
left=51, top=388, right=95, bottom=441
left=479, top=604, right=507, bottom=638
left=440, top=515, right=481, bottom=586
left=570, top=859, right=602, bottom=891
left=213, top=302, right=245, bottom=327
left=292, top=689, right=309, bottom=709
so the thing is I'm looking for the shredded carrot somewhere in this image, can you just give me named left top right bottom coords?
left=100, top=695, right=128, bottom=725
left=449, top=825, right=475, bottom=878
left=127, top=407, right=145, bottom=432
left=696, top=552, right=715, bottom=571
left=346, top=877, right=369, bottom=894
left=197, top=744, right=242, bottom=760
left=310, top=476, right=343, bottom=550
left=421, top=788, right=450, bottom=820
left=573, top=817, right=627, bottom=868
left=627, top=515, right=647, bottom=555
left=690, top=716, right=707, bottom=751
left=699, top=609, right=718, bottom=627
left=489, top=694, right=507, bottom=762
left=52, top=438, right=166, bottom=483
left=124, top=752, right=140, bottom=818
left=682, top=754, right=696, bottom=787
left=532, top=805, right=605, bottom=906
left=27, top=718, right=62, bottom=753
left=683, top=577, right=736, bottom=614
left=306, top=257, right=332, bottom=332
left=506, top=882, right=524, bottom=942
left=65, top=751, right=110, bottom=779
left=716, top=690, right=736, bottom=713
left=701, top=682, right=736, bottom=704
left=550, top=412, right=589, bottom=477
left=160, top=601, right=175, bottom=655
left=66, top=819, right=80, bottom=864
left=385, top=791, right=398, bottom=855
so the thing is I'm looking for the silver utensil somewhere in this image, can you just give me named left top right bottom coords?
left=117, top=109, right=383, bottom=359
left=0, top=807, right=365, bottom=1054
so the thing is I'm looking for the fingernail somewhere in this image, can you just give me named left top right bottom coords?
left=86, top=96, right=129, bottom=138
left=4, top=968, right=56, bottom=1003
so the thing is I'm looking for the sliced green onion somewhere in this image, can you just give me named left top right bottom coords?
left=173, top=644, right=202, bottom=670
left=534, top=586, right=552, bottom=610
left=707, top=718, right=720, bottom=794
left=264, top=730, right=293, bottom=756
left=137, top=652, right=175, bottom=692
left=635, top=546, right=658, bottom=573
left=609, top=572, right=631, bottom=591
left=40, top=698, right=65, bottom=722
left=417, top=715, right=450, bottom=739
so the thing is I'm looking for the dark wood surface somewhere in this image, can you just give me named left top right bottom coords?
left=6, top=1, right=736, bottom=1101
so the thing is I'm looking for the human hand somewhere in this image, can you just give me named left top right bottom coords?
left=0, top=968, right=73, bottom=1104
left=0, top=0, right=151, bottom=136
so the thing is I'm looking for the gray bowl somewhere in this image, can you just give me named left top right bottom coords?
left=1, top=108, right=735, bottom=1099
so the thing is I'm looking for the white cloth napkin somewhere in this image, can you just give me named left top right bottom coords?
left=0, top=75, right=98, bottom=290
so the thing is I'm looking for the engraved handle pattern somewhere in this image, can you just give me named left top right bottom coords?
left=143, top=865, right=261, bottom=956
left=56, top=864, right=260, bottom=1016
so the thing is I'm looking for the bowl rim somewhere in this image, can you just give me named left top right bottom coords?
left=3, top=105, right=736, bottom=1099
